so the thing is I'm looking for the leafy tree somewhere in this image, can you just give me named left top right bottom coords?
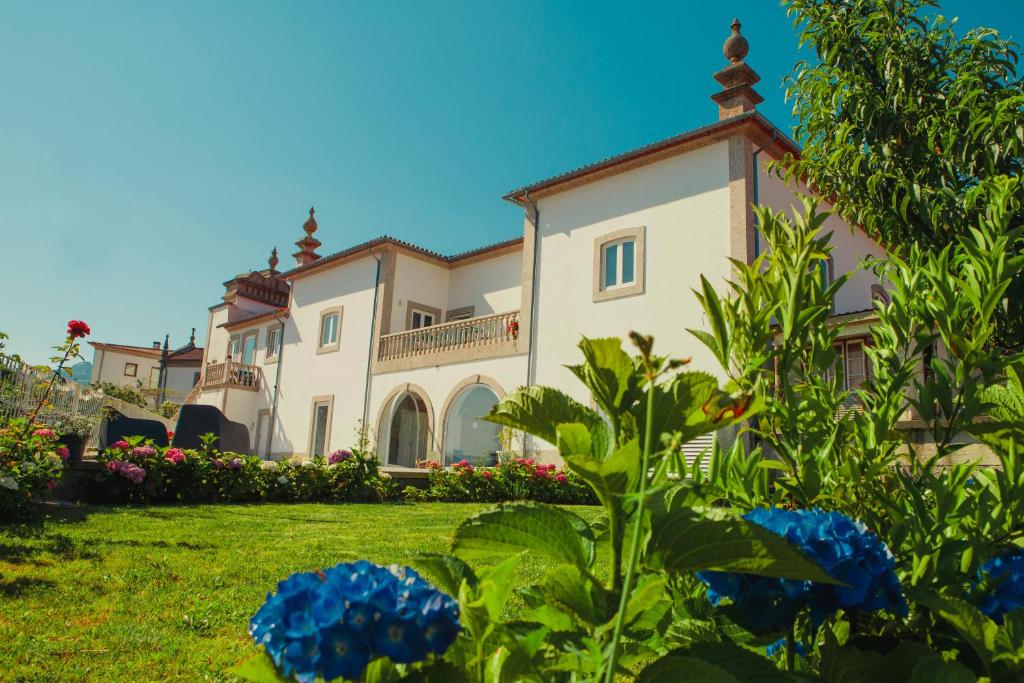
left=781, top=0, right=1024, bottom=349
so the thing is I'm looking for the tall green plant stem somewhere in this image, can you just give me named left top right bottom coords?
left=602, top=372, right=656, bottom=683
left=18, top=340, right=73, bottom=442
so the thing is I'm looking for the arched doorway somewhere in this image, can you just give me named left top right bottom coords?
left=443, top=384, right=501, bottom=466
left=387, top=392, right=429, bottom=467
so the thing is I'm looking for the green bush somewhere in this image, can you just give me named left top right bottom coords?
left=0, top=419, right=66, bottom=518
left=406, top=457, right=596, bottom=504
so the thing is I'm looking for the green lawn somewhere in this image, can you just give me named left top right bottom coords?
left=0, top=502, right=599, bottom=682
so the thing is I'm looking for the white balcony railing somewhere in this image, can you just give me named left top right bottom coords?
left=202, top=361, right=261, bottom=391
left=378, top=311, right=520, bottom=364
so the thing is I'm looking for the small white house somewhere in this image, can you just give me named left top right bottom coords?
left=192, top=21, right=888, bottom=465
left=89, top=334, right=204, bottom=404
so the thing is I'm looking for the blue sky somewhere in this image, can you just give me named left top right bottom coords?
left=1, top=1, right=1021, bottom=364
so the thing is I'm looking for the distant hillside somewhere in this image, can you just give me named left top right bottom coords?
left=69, top=361, right=92, bottom=385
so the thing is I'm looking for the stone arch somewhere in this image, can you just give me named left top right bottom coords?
left=439, top=375, right=507, bottom=465
left=374, top=383, right=437, bottom=465
left=870, top=283, right=890, bottom=306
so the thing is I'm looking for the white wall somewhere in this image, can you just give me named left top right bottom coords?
left=758, top=158, right=887, bottom=315
left=531, top=141, right=733, bottom=406
left=390, top=254, right=450, bottom=332
left=270, top=255, right=380, bottom=458
left=164, top=365, right=201, bottom=397
left=89, top=348, right=161, bottom=389
left=447, top=251, right=522, bottom=317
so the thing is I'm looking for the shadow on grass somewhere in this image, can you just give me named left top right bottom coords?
left=100, top=539, right=213, bottom=551
left=0, top=575, right=55, bottom=597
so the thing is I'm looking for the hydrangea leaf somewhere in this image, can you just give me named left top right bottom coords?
left=819, top=640, right=942, bottom=683
left=453, top=501, right=595, bottom=569
left=406, top=552, right=478, bottom=597
left=566, top=337, right=639, bottom=432
left=478, top=554, right=522, bottom=622
left=994, top=609, right=1024, bottom=668
left=646, top=508, right=839, bottom=584
left=227, top=653, right=290, bottom=683
left=910, top=589, right=996, bottom=670
left=541, top=564, right=613, bottom=627
left=483, top=386, right=606, bottom=449
left=906, top=656, right=977, bottom=683
left=560, top=437, right=640, bottom=509
left=638, top=641, right=796, bottom=682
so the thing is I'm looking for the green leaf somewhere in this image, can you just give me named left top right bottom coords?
left=646, top=508, right=839, bottom=584
left=453, top=502, right=596, bottom=568
left=566, top=337, right=637, bottom=423
left=485, top=385, right=606, bottom=448
left=623, top=573, right=668, bottom=628
left=561, top=438, right=640, bottom=509
left=406, top=552, right=477, bottom=596
left=227, top=653, right=289, bottom=683
left=906, top=656, right=977, bottom=683
left=910, top=589, right=996, bottom=670
left=477, top=554, right=521, bottom=621
left=542, top=564, right=612, bottom=627
left=638, top=642, right=796, bottom=682
left=556, top=422, right=610, bottom=463
left=820, top=641, right=944, bottom=683
left=994, top=609, right=1024, bottom=668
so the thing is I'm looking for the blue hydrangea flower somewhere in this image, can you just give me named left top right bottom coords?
left=765, top=638, right=807, bottom=658
left=249, top=561, right=460, bottom=681
left=974, top=550, right=1024, bottom=623
left=697, top=508, right=906, bottom=630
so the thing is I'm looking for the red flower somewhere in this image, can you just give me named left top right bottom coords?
left=482, top=470, right=493, bottom=479
left=167, top=431, right=175, bottom=440
left=66, top=320, right=90, bottom=339
left=555, top=473, right=567, bottom=483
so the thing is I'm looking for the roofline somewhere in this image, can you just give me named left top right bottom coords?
left=219, top=308, right=290, bottom=331
left=88, top=341, right=163, bottom=358
left=283, top=235, right=523, bottom=282
left=502, top=111, right=800, bottom=205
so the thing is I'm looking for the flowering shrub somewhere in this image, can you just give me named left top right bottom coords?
left=94, top=437, right=395, bottom=504
left=697, top=508, right=906, bottom=630
left=406, top=456, right=596, bottom=504
left=974, top=550, right=1024, bottom=623
left=246, top=561, right=460, bottom=681
left=0, top=419, right=66, bottom=518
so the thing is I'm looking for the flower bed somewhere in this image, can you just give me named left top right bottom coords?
left=94, top=441, right=396, bottom=504
left=404, top=457, right=597, bottom=504
left=0, top=420, right=67, bottom=517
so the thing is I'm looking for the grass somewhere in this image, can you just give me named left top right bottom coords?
left=0, top=502, right=599, bottom=682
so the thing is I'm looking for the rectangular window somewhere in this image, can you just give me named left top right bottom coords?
left=148, top=367, right=160, bottom=389
left=309, top=399, right=331, bottom=458
left=411, top=309, right=435, bottom=329
left=603, top=243, right=618, bottom=289
left=320, top=313, right=339, bottom=347
left=845, top=341, right=866, bottom=388
left=599, top=235, right=639, bottom=293
left=124, top=362, right=137, bottom=377
left=621, top=239, right=635, bottom=284
left=227, top=335, right=240, bottom=361
left=266, top=327, right=281, bottom=359
left=241, top=332, right=257, bottom=365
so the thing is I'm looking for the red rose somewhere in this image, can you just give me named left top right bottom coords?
left=66, top=320, right=90, bottom=339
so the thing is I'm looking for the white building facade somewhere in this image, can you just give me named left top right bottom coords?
left=193, top=23, right=887, bottom=466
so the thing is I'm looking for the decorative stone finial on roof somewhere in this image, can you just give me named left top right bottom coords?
left=190, top=327, right=196, bottom=345
left=304, top=207, right=317, bottom=235
left=269, top=246, right=279, bottom=271
left=723, top=18, right=749, bottom=63
left=293, top=206, right=323, bottom=266
left=712, top=18, right=762, bottom=120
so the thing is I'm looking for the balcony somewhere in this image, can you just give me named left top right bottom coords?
left=202, top=361, right=261, bottom=391
left=375, top=310, right=521, bottom=373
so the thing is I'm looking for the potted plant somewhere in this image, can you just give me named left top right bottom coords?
left=51, top=414, right=97, bottom=464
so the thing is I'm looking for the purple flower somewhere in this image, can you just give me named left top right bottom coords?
left=212, top=459, right=225, bottom=469
left=228, top=457, right=243, bottom=470
left=131, top=446, right=157, bottom=459
left=328, top=450, right=352, bottom=465
left=109, top=440, right=130, bottom=450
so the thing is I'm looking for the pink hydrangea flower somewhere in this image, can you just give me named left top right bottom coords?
left=456, top=459, right=470, bottom=468
left=556, top=473, right=567, bottom=483
left=212, top=459, right=225, bottom=469
left=110, top=440, right=130, bottom=450
left=57, top=447, right=70, bottom=461
left=546, top=463, right=557, bottom=471
left=32, top=428, right=56, bottom=438
left=46, top=479, right=59, bottom=490
left=228, top=458, right=243, bottom=470
left=328, top=449, right=352, bottom=465
left=164, top=448, right=185, bottom=464
left=131, top=446, right=157, bottom=459
left=481, top=470, right=493, bottom=480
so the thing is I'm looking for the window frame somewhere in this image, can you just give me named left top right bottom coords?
left=316, top=307, right=343, bottom=354
left=405, top=301, right=441, bottom=330
left=445, top=305, right=475, bottom=322
left=148, top=366, right=161, bottom=389
left=240, top=330, right=258, bottom=365
left=226, top=335, right=240, bottom=361
left=307, top=395, right=334, bottom=458
left=265, top=326, right=282, bottom=363
left=124, top=362, right=138, bottom=377
left=593, top=226, right=645, bottom=302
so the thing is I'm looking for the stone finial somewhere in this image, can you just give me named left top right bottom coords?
left=189, top=327, right=196, bottom=344
left=712, top=18, right=762, bottom=120
left=293, top=206, right=322, bottom=266
left=303, top=207, right=318, bottom=235
left=269, top=246, right=279, bottom=271
left=723, top=18, right=749, bottom=63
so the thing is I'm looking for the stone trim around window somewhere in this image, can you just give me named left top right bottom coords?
left=307, top=394, right=334, bottom=458
left=405, top=301, right=442, bottom=330
left=592, top=226, right=646, bottom=302
left=124, top=362, right=137, bottom=377
left=264, top=325, right=282, bottom=364
left=316, top=306, right=343, bottom=355
left=445, top=305, right=475, bottom=322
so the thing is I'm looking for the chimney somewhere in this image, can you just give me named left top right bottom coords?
left=293, top=207, right=322, bottom=267
left=711, top=19, right=763, bottom=120
left=152, top=341, right=161, bottom=349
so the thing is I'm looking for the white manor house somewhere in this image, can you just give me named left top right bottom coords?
left=193, top=22, right=887, bottom=467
